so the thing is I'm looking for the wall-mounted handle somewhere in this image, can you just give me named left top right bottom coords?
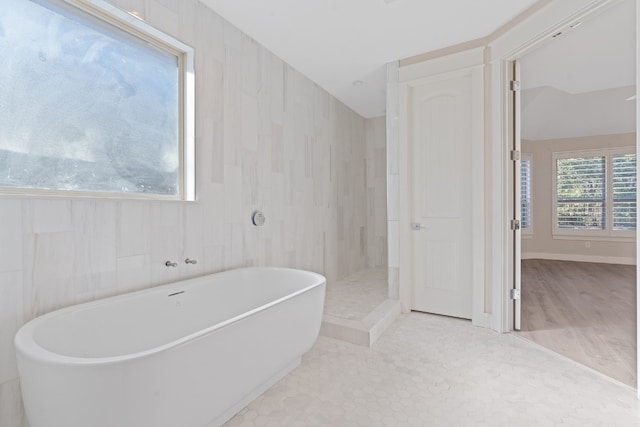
left=185, top=258, right=198, bottom=265
left=411, top=223, right=426, bottom=231
left=165, top=261, right=178, bottom=267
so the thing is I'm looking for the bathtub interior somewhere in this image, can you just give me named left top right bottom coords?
left=25, top=268, right=325, bottom=360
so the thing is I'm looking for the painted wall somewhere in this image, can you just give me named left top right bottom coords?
left=0, top=0, right=370, bottom=424
left=365, top=117, right=388, bottom=268
left=522, top=133, right=636, bottom=264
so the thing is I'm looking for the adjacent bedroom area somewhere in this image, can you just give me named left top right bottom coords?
left=517, top=0, right=637, bottom=388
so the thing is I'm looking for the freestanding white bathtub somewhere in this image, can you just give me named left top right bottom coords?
left=15, top=267, right=326, bottom=427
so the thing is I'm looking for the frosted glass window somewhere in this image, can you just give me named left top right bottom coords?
left=0, top=0, right=183, bottom=196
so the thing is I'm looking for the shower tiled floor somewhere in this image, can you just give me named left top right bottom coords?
left=226, top=312, right=639, bottom=426
left=323, top=268, right=388, bottom=321
left=320, top=268, right=399, bottom=347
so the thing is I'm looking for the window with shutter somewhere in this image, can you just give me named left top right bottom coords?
left=552, top=148, right=636, bottom=238
left=556, top=156, right=606, bottom=230
left=612, top=154, right=637, bottom=230
left=520, top=154, right=532, bottom=232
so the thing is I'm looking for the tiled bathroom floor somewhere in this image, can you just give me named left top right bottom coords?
left=226, top=312, right=640, bottom=426
left=323, top=268, right=388, bottom=321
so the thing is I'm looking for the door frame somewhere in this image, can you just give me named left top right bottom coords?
left=510, top=60, right=522, bottom=331
left=487, top=0, right=638, bottom=392
left=397, top=48, right=488, bottom=327
left=490, top=0, right=624, bottom=331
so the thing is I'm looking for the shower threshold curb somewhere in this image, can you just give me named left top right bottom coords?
left=320, top=299, right=401, bottom=347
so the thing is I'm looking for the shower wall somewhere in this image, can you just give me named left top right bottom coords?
left=365, top=117, right=388, bottom=268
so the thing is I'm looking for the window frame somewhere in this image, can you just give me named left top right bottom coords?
left=0, top=0, right=195, bottom=201
left=552, top=147, right=636, bottom=240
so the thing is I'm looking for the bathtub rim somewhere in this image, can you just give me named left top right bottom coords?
left=15, top=267, right=326, bottom=367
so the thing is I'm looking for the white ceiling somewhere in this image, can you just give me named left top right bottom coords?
left=200, top=0, right=539, bottom=118
left=521, top=85, right=636, bottom=140
left=520, top=0, right=636, bottom=140
left=520, top=0, right=636, bottom=94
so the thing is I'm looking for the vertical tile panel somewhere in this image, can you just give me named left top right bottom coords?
left=269, top=58, right=284, bottom=125
left=386, top=62, right=400, bottom=289
left=224, top=165, right=243, bottom=222
left=387, top=174, right=399, bottom=221
left=24, top=200, right=73, bottom=234
left=23, top=232, right=76, bottom=320
left=183, top=204, right=205, bottom=278
left=241, top=94, right=259, bottom=151
left=73, top=201, right=118, bottom=302
left=196, top=3, right=225, bottom=63
left=388, top=220, right=400, bottom=268
left=241, top=150, right=259, bottom=209
left=149, top=203, right=183, bottom=285
left=117, top=201, right=151, bottom=257
left=271, top=124, right=284, bottom=173
left=223, top=20, right=242, bottom=51
left=243, top=223, right=259, bottom=267
left=0, top=200, right=22, bottom=273
left=0, top=379, right=27, bottom=427
left=111, top=0, right=145, bottom=19
left=150, top=225, right=182, bottom=285
left=0, top=272, right=22, bottom=384
left=374, top=177, right=387, bottom=237
left=224, top=223, right=244, bottom=269
left=241, top=36, right=259, bottom=96
left=203, top=245, right=225, bottom=274
left=202, top=184, right=226, bottom=247
left=145, top=0, right=179, bottom=35
left=178, top=0, right=198, bottom=46
left=117, top=254, right=151, bottom=293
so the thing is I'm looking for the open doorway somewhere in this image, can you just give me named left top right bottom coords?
left=515, top=0, right=637, bottom=387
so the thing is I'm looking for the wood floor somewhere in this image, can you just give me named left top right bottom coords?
left=518, top=259, right=636, bottom=387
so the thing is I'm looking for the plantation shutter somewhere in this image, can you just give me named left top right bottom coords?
left=612, top=154, right=637, bottom=230
left=556, top=156, right=606, bottom=229
left=520, top=156, right=532, bottom=229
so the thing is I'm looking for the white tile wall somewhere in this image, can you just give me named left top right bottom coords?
left=365, top=117, right=388, bottom=269
left=0, top=272, right=22, bottom=384
left=0, top=379, right=27, bottom=427
left=117, top=202, right=150, bottom=257
left=386, top=61, right=400, bottom=299
left=0, top=200, right=22, bottom=273
left=0, top=0, right=369, bottom=423
left=24, top=199, right=73, bottom=234
left=388, top=220, right=400, bottom=268
left=73, top=201, right=118, bottom=302
left=23, top=231, right=76, bottom=320
left=116, top=254, right=151, bottom=293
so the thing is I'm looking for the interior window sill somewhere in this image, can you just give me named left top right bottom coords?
left=552, top=234, right=635, bottom=243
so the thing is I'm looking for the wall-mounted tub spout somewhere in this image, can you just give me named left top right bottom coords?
left=165, top=261, right=178, bottom=267
left=185, top=258, right=198, bottom=265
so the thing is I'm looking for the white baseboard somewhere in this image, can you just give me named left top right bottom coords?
left=521, top=252, right=636, bottom=265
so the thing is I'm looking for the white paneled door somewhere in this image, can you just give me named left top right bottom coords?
left=410, top=72, right=474, bottom=319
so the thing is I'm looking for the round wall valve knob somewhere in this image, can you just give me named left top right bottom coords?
left=252, top=211, right=265, bottom=226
